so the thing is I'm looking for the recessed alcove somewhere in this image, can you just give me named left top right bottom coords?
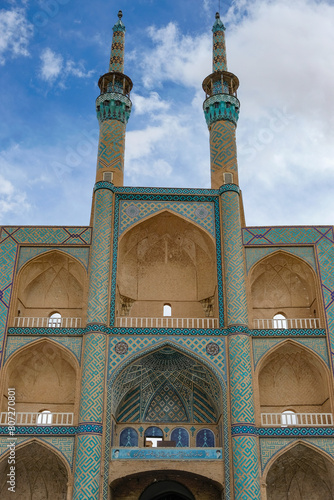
left=116, top=212, right=217, bottom=322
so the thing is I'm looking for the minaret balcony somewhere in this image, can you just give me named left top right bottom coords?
left=96, top=92, right=132, bottom=124
left=203, top=94, right=240, bottom=127
left=116, top=317, right=218, bottom=329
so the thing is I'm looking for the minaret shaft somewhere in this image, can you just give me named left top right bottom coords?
left=95, top=11, right=132, bottom=186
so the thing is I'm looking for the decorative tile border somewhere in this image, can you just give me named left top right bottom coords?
left=258, top=427, right=334, bottom=437
left=7, top=327, right=84, bottom=336
left=111, top=447, right=223, bottom=460
left=0, top=426, right=77, bottom=435
left=251, top=328, right=326, bottom=337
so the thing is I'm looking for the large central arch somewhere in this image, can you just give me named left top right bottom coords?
left=140, top=480, right=195, bottom=500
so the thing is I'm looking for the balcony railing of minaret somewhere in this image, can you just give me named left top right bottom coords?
left=96, top=72, right=132, bottom=124
left=202, top=71, right=240, bottom=127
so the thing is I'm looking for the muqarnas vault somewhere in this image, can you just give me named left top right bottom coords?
left=1, top=10, right=334, bottom=500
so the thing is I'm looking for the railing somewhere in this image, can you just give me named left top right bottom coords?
left=254, top=318, right=320, bottom=329
left=13, top=317, right=82, bottom=328
left=261, top=413, right=333, bottom=427
left=0, top=412, right=74, bottom=426
left=116, top=317, right=219, bottom=329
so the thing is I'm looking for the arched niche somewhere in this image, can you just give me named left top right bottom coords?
left=266, top=443, right=334, bottom=500
left=1, top=340, right=79, bottom=415
left=111, top=345, right=222, bottom=446
left=0, top=441, right=69, bottom=499
left=116, top=211, right=217, bottom=320
left=258, top=341, right=332, bottom=415
left=249, top=251, right=321, bottom=327
left=14, top=250, right=87, bottom=325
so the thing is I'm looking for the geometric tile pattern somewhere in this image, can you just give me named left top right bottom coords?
left=0, top=426, right=77, bottom=435
left=87, top=189, right=113, bottom=324
left=145, top=383, right=188, bottom=422
left=242, top=225, right=334, bottom=376
left=73, top=434, right=102, bottom=500
left=229, top=334, right=255, bottom=424
left=252, top=337, right=330, bottom=368
left=113, top=346, right=221, bottom=423
left=232, top=435, right=261, bottom=500
left=4, top=336, right=83, bottom=363
left=259, top=437, right=334, bottom=473
left=252, top=328, right=326, bottom=337
left=108, top=336, right=227, bottom=384
left=245, top=245, right=317, bottom=273
left=212, top=15, right=227, bottom=71
left=221, top=191, right=248, bottom=325
left=211, top=121, right=238, bottom=177
left=7, top=327, right=85, bottom=336
left=109, top=19, right=125, bottom=73
left=79, top=333, right=106, bottom=424
left=17, top=246, right=90, bottom=271
left=119, top=200, right=215, bottom=237
left=97, top=120, right=125, bottom=172
left=0, top=235, right=17, bottom=365
left=258, top=427, right=334, bottom=437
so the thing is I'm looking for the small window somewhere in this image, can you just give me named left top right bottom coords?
left=273, top=313, right=287, bottom=329
left=48, top=313, right=61, bottom=328
left=37, top=410, right=52, bottom=425
left=163, top=304, right=172, bottom=317
left=281, top=410, right=297, bottom=427
left=144, top=426, right=163, bottom=447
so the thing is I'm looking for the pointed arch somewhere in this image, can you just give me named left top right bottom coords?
left=249, top=249, right=322, bottom=328
left=0, top=439, right=70, bottom=499
left=1, top=338, right=79, bottom=415
left=256, top=339, right=332, bottom=416
left=263, top=440, right=334, bottom=500
left=109, top=340, right=225, bottom=423
left=12, top=249, right=87, bottom=326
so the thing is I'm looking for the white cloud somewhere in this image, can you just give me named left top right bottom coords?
left=132, top=92, right=170, bottom=115
left=0, top=7, right=33, bottom=65
left=39, top=48, right=94, bottom=85
left=40, top=48, right=63, bottom=81
left=140, top=22, right=211, bottom=89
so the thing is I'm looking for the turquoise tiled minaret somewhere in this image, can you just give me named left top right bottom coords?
left=72, top=12, right=131, bottom=500
left=95, top=10, right=132, bottom=186
left=203, top=13, right=261, bottom=500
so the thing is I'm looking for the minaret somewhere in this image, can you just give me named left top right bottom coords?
left=203, top=14, right=261, bottom=500
left=73, top=12, right=131, bottom=500
left=95, top=10, right=132, bottom=186
left=202, top=12, right=240, bottom=189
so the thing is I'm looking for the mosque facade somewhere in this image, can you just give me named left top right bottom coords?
left=0, top=11, right=334, bottom=500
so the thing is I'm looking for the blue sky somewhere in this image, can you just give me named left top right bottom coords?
left=1, top=0, right=334, bottom=227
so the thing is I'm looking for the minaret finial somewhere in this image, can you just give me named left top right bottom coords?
left=109, top=11, right=126, bottom=73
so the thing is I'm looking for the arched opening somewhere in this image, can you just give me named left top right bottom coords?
left=0, top=441, right=69, bottom=499
left=1, top=340, right=78, bottom=421
left=109, top=470, right=223, bottom=500
left=111, top=345, right=223, bottom=448
left=13, top=250, right=87, bottom=328
left=250, top=252, right=321, bottom=329
left=266, top=443, right=334, bottom=499
left=116, top=212, right=217, bottom=327
left=140, top=480, right=195, bottom=500
left=258, top=342, right=332, bottom=425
